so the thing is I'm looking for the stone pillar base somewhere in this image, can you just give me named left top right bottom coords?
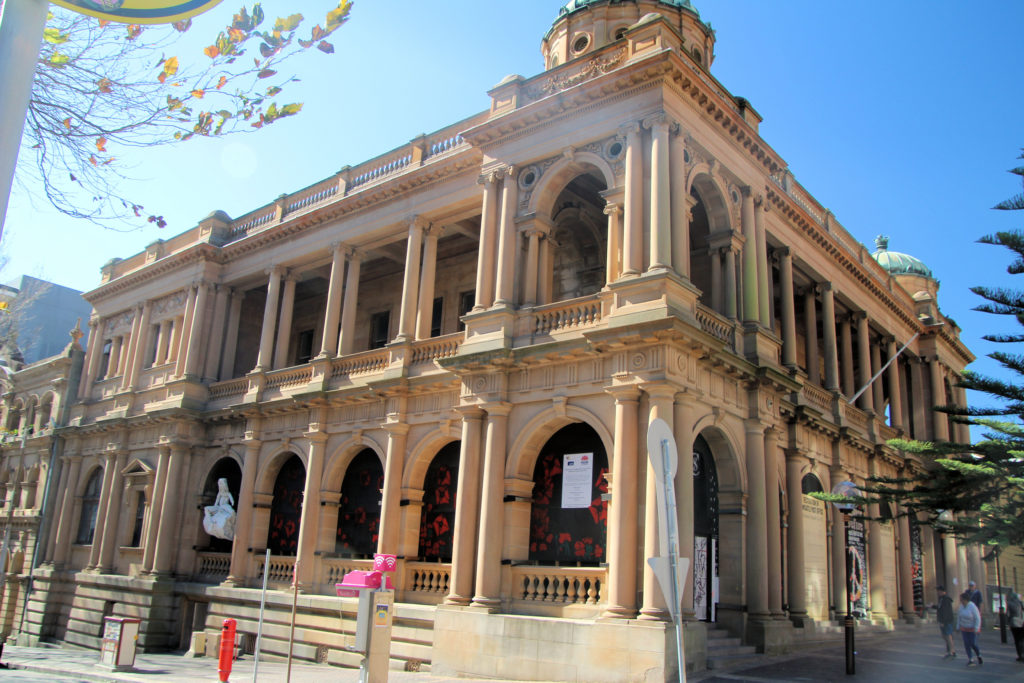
left=745, top=617, right=795, bottom=654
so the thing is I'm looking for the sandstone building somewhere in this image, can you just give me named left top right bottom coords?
left=13, top=1, right=980, bottom=679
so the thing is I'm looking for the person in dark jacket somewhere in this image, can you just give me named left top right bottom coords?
left=936, top=585, right=956, bottom=658
left=1007, top=590, right=1024, bottom=662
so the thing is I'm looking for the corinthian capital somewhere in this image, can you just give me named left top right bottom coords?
left=642, top=111, right=670, bottom=130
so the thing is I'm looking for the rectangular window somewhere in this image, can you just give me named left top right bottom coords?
left=130, top=491, right=146, bottom=547
left=369, top=310, right=390, bottom=349
left=457, top=290, right=475, bottom=331
left=430, top=297, right=443, bottom=338
left=296, top=329, right=315, bottom=364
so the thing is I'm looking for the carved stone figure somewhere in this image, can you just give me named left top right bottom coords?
left=203, top=478, right=236, bottom=541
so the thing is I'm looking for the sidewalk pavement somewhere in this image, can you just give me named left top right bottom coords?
left=3, top=625, right=1023, bottom=682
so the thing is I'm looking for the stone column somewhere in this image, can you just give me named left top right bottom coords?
left=621, top=122, right=643, bottom=276
left=183, top=282, right=211, bottom=378
left=396, top=219, right=425, bottom=342
left=51, top=455, right=83, bottom=567
left=154, top=320, right=171, bottom=367
left=446, top=408, right=484, bottom=605
left=764, top=428, right=783, bottom=618
left=44, top=460, right=71, bottom=563
left=416, top=228, right=441, bottom=338
left=645, top=114, right=671, bottom=271
left=829, top=467, right=847, bottom=617
left=472, top=403, right=511, bottom=609
left=295, top=432, right=326, bottom=589
left=669, top=128, right=690, bottom=279
left=473, top=173, right=499, bottom=310
left=640, top=385, right=674, bottom=620
left=885, top=338, right=904, bottom=430
left=603, top=385, right=639, bottom=618
left=174, top=286, right=197, bottom=377
left=127, top=302, right=154, bottom=389
left=785, top=451, right=808, bottom=621
left=866, top=500, right=887, bottom=618
left=870, top=341, right=884, bottom=415
left=741, top=189, right=758, bottom=323
left=338, top=251, right=362, bottom=355
left=220, top=290, right=243, bottom=378
left=98, top=451, right=128, bottom=572
left=942, top=533, right=958, bottom=590
left=106, top=335, right=123, bottom=380
left=839, top=316, right=854, bottom=397
left=745, top=421, right=770, bottom=620
left=152, top=443, right=189, bottom=574
left=255, top=267, right=283, bottom=371
left=272, top=275, right=296, bottom=369
left=603, top=204, right=622, bottom=287
left=710, top=249, right=723, bottom=314
left=119, top=306, right=143, bottom=391
left=319, top=244, right=346, bottom=356
left=724, top=247, right=738, bottom=320
left=929, top=359, right=949, bottom=441
left=88, top=454, right=117, bottom=568
left=855, top=312, right=873, bottom=412
left=168, top=315, right=183, bottom=364
left=204, top=286, right=230, bottom=381
left=674, top=392, right=696, bottom=619
left=494, top=170, right=519, bottom=306
left=897, top=508, right=915, bottom=619
left=778, top=249, right=797, bottom=368
left=79, top=318, right=103, bottom=399
left=142, top=446, right=170, bottom=573
left=226, top=438, right=260, bottom=585
left=523, top=228, right=543, bottom=306
left=755, top=197, right=770, bottom=327
left=804, top=287, right=820, bottom=385
left=821, top=284, right=839, bottom=392
left=377, top=424, right=408, bottom=556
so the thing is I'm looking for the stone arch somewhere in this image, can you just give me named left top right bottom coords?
left=507, top=403, right=613, bottom=482
left=322, top=434, right=385, bottom=491
left=686, top=169, right=734, bottom=310
left=265, top=453, right=306, bottom=556
left=197, top=456, right=243, bottom=552
left=416, top=440, right=461, bottom=562
left=801, top=472, right=825, bottom=494
left=75, top=465, right=104, bottom=546
left=403, top=430, right=459, bottom=491
left=689, top=417, right=744, bottom=493
left=5, top=398, right=23, bottom=432
left=335, top=448, right=384, bottom=557
left=529, top=152, right=617, bottom=218
left=255, top=443, right=308, bottom=494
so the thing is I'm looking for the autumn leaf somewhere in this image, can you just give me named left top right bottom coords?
left=62, top=118, right=72, bottom=130
left=126, top=24, right=142, bottom=40
left=216, top=76, right=228, bottom=90
left=89, top=155, right=98, bottom=167
left=265, top=86, right=282, bottom=96
left=147, top=215, right=167, bottom=228
left=317, top=41, right=334, bottom=54
left=326, top=2, right=351, bottom=31
left=102, top=158, right=115, bottom=166
left=257, top=69, right=277, bottom=79
left=274, top=14, right=304, bottom=33
left=228, top=27, right=246, bottom=43
left=191, top=90, right=205, bottom=99
left=132, top=205, right=143, bottom=217
left=163, top=56, right=179, bottom=76
left=96, top=78, right=112, bottom=93
left=158, top=72, right=167, bottom=84
left=204, top=45, right=220, bottom=58
left=96, top=137, right=107, bottom=152
left=47, top=52, right=70, bottom=67
left=167, top=96, right=183, bottom=111
left=98, top=19, right=109, bottom=27
left=43, top=27, right=68, bottom=44
left=172, top=19, right=191, bottom=32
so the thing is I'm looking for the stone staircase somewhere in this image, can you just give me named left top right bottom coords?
left=705, top=627, right=760, bottom=670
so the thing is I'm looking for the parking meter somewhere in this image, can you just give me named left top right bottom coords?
left=337, top=554, right=397, bottom=683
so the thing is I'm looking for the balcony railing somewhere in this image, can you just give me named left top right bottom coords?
left=510, top=565, right=605, bottom=606
left=410, top=334, right=462, bottom=365
left=257, top=555, right=296, bottom=587
left=801, top=383, right=835, bottom=415
left=532, top=296, right=603, bottom=336
left=695, top=304, right=737, bottom=350
left=195, top=551, right=231, bottom=582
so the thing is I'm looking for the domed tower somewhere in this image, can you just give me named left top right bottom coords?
left=542, top=0, right=715, bottom=70
left=871, top=235, right=940, bottom=323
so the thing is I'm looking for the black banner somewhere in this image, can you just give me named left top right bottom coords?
left=846, top=516, right=869, bottom=616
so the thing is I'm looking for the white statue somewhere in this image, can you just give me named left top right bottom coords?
left=203, top=478, right=236, bottom=541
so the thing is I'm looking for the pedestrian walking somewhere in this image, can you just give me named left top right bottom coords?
left=1008, top=590, right=1024, bottom=662
left=958, top=590, right=982, bottom=666
left=967, top=580, right=983, bottom=624
left=936, top=585, right=956, bottom=658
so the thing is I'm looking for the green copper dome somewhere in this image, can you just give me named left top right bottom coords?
left=559, top=0, right=699, bottom=18
left=871, top=235, right=933, bottom=278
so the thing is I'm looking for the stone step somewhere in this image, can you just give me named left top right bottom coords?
left=707, top=642, right=758, bottom=658
left=706, top=650, right=762, bottom=670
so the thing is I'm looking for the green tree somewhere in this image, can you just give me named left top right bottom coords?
left=18, top=1, right=350, bottom=228
left=833, top=150, right=1024, bottom=549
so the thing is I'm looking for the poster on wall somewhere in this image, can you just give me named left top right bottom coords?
left=846, top=516, right=869, bottom=616
left=561, top=453, right=593, bottom=508
left=802, top=494, right=829, bottom=620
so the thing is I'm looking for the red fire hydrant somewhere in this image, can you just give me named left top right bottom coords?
left=218, top=618, right=237, bottom=682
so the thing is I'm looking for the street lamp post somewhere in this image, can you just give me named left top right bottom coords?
left=831, top=480, right=860, bottom=676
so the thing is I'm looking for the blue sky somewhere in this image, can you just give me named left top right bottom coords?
left=5, top=0, right=1024, bottom=405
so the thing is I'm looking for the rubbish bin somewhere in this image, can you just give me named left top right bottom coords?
left=99, top=616, right=141, bottom=671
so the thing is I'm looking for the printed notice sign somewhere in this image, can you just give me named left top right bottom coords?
left=561, top=453, right=593, bottom=508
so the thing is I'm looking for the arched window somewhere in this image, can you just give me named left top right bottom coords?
left=76, top=469, right=103, bottom=545
left=336, top=449, right=384, bottom=557
left=266, top=455, right=305, bottom=556
left=693, top=434, right=719, bottom=621
left=418, top=442, right=460, bottom=561
left=529, top=423, right=608, bottom=565
left=801, top=473, right=824, bottom=494
left=201, top=458, right=242, bottom=553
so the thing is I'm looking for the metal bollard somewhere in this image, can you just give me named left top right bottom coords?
left=218, top=618, right=237, bottom=683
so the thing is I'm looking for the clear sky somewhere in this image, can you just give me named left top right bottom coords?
left=5, top=0, right=1024, bottom=406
